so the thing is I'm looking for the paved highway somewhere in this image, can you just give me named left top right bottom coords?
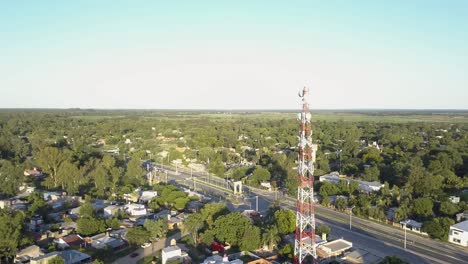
left=161, top=166, right=468, bottom=264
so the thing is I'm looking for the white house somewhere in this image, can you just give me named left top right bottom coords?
left=162, top=245, right=182, bottom=264
left=124, top=203, right=147, bottom=216
left=139, top=190, right=158, bottom=203
left=449, top=220, right=468, bottom=247
left=358, top=180, right=384, bottom=192
left=319, top=172, right=341, bottom=184
left=319, top=172, right=384, bottom=193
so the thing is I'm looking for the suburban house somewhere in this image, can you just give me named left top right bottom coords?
left=400, top=219, right=427, bottom=235
left=139, top=190, right=158, bottom=203
left=88, top=233, right=127, bottom=250
left=124, top=203, right=147, bottom=216
left=449, top=220, right=468, bottom=247
left=168, top=213, right=185, bottom=230
left=55, top=234, right=85, bottom=249
left=358, top=181, right=384, bottom=192
left=15, top=245, right=43, bottom=263
left=30, top=250, right=91, bottom=264
left=103, top=205, right=122, bottom=218
left=0, top=198, right=29, bottom=211
left=162, top=245, right=182, bottom=264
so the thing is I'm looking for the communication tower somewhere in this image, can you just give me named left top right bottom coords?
left=294, top=87, right=317, bottom=264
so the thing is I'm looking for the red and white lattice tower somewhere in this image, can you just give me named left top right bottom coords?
left=294, top=87, right=317, bottom=264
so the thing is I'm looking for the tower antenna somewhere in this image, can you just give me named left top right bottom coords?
left=294, top=86, right=317, bottom=263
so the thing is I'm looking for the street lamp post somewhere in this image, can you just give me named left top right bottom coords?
left=256, top=195, right=258, bottom=212
left=403, top=221, right=407, bottom=249
left=349, top=206, right=355, bottom=230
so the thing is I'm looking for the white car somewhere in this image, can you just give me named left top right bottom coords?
left=141, top=242, right=151, bottom=248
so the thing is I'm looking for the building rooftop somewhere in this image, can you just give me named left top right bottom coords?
left=31, top=251, right=59, bottom=262
left=60, top=249, right=91, bottom=264
left=320, top=239, right=353, bottom=253
left=16, top=245, right=42, bottom=257
left=400, top=219, right=422, bottom=228
left=62, top=234, right=84, bottom=246
left=162, top=245, right=181, bottom=254
left=452, top=220, right=468, bottom=232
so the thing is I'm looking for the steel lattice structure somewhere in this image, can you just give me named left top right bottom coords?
left=294, top=87, right=317, bottom=264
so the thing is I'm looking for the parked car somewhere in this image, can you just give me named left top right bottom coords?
left=130, top=253, right=139, bottom=258
left=141, top=242, right=151, bottom=248
left=211, top=241, right=225, bottom=252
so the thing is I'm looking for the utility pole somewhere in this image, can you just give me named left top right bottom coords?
left=403, top=221, right=407, bottom=249
left=256, top=195, right=258, bottom=212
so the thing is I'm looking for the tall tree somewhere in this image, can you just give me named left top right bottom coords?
left=90, top=162, right=109, bottom=197
left=57, top=161, right=81, bottom=195
left=36, top=147, right=70, bottom=189
left=183, top=213, right=203, bottom=243
left=274, top=209, right=296, bottom=235
left=212, top=213, right=251, bottom=246
left=110, top=167, right=123, bottom=196
left=200, top=203, right=228, bottom=228
left=144, top=218, right=168, bottom=242
left=240, top=225, right=261, bottom=251
left=126, top=226, right=151, bottom=245
left=0, top=160, right=23, bottom=197
left=413, top=198, right=434, bottom=219
left=124, top=158, right=145, bottom=185
left=0, top=209, right=25, bottom=262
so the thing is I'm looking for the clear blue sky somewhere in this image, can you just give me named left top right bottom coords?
left=1, top=1, right=467, bottom=109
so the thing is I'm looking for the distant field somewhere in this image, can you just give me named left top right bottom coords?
left=170, top=111, right=468, bottom=123
left=1, top=109, right=467, bottom=123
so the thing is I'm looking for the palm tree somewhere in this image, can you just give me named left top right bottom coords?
left=262, top=225, right=281, bottom=251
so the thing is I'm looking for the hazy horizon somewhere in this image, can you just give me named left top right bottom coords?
left=1, top=1, right=467, bottom=109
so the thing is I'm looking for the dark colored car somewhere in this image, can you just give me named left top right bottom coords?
left=130, top=253, right=139, bottom=258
